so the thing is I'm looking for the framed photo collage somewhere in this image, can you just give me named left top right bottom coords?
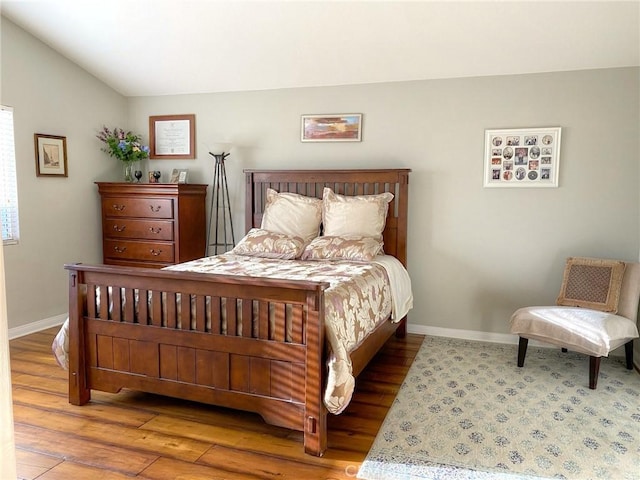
left=483, top=127, right=561, bottom=188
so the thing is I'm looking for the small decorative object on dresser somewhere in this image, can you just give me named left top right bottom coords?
left=169, top=168, right=189, bottom=184
left=96, top=182, right=207, bottom=268
left=96, top=126, right=150, bottom=182
left=148, top=170, right=161, bottom=183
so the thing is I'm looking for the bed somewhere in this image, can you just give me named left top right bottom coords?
left=60, top=168, right=411, bottom=456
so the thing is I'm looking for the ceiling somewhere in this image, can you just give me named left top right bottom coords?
left=2, top=1, right=639, bottom=97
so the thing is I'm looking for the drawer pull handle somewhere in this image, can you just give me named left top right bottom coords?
left=150, top=249, right=162, bottom=256
left=114, top=246, right=127, bottom=253
left=149, top=205, right=162, bottom=213
left=149, top=227, right=162, bottom=234
left=113, top=225, right=126, bottom=232
left=112, top=204, right=126, bottom=211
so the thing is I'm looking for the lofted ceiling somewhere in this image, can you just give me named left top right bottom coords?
left=2, top=0, right=639, bottom=97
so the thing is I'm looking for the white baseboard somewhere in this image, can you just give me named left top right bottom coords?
left=8, top=313, right=67, bottom=340
left=406, top=323, right=631, bottom=362
left=407, top=324, right=522, bottom=345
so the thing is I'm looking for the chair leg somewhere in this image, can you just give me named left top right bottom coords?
left=589, top=356, right=601, bottom=389
left=517, top=337, right=528, bottom=367
left=624, top=340, right=634, bottom=370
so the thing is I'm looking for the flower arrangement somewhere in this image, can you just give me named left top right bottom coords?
left=96, top=126, right=150, bottom=163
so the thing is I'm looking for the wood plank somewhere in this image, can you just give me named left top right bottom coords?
left=198, top=444, right=358, bottom=480
left=11, top=373, right=67, bottom=395
left=14, top=423, right=157, bottom=476
left=33, top=461, right=150, bottom=480
left=10, top=358, right=68, bottom=379
left=15, top=448, right=62, bottom=480
left=141, top=415, right=359, bottom=463
left=11, top=387, right=155, bottom=427
left=13, top=404, right=212, bottom=462
left=139, top=456, right=255, bottom=480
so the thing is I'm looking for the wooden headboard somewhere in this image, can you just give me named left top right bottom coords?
left=244, top=169, right=410, bottom=266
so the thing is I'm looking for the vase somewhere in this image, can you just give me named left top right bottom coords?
left=123, top=162, right=135, bottom=182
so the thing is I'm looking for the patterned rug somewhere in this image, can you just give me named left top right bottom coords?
left=358, top=336, right=640, bottom=480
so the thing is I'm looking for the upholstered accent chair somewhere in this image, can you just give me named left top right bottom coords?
left=510, top=257, right=640, bottom=389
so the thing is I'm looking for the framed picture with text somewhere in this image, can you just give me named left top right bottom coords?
left=149, top=114, right=196, bottom=159
left=483, top=127, right=561, bottom=188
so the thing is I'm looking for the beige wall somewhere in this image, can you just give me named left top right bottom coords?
left=130, top=67, right=640, bottom=338
left=3, top=17, right=639, bottom=341
left=1, top=17, right=127, bottom=330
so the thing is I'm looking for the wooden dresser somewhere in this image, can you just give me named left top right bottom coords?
left=96, top=182, right=207, bottom=268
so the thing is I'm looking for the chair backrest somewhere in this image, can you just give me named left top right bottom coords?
left=618, top=262, right=640, bottom=322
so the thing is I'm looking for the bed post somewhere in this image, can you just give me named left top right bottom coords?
left=395, top=170, right=409, bottom=338
left=67, top=266, right=90, bottom=405
left=304, top=288, right=327, bottom=456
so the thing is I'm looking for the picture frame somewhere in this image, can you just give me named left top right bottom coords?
left=483, top=127, right=562, bottom=188
left=34, top=133, right=68, bottom=177
left=149, top=114, right=196, bottom=159
left=170, top=168, right=189, bottom=184
left=301, top=114, right=362, bottom=142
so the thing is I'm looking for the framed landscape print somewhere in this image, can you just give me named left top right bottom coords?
left=483, top=127, right=561, bottom=188
left=301, top=114, right=362, bottom=142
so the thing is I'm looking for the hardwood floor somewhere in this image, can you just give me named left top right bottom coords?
left=10, top=326, right=423, bottom=479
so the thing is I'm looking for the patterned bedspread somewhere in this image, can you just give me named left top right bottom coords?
left=167, top=254, right=393, bottom=414
left=53, top=254, right=412, bottom=414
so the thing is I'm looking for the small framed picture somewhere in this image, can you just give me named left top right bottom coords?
left=34, top=133, right=68, bottom=177
left=170, top=168, right=189, bottom=184
left=301, top=114, right=362, bottom=142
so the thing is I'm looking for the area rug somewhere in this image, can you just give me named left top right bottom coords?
left=358, top=336, right=640, bottom=480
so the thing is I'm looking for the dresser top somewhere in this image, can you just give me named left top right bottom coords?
left=96, top=182, right=207, bottom=195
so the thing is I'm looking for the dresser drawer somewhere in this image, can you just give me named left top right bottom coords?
left=104, top=240, right=175, bottom=263
left=102, top=197, right=174, bottom=219
left=104, top=219, right=174, bottom=241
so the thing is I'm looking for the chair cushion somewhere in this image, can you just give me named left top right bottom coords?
left=510, top=306, right=639, bottom=357
left=556, top=257, right=626, bottom=313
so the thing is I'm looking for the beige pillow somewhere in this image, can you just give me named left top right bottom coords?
left=261, top=188, right=322, bottom=243
left=556, top=257, right=626, bottom=313
left=322, top=187, right=393, bottom=240
left=300, top=236, right=383, bottom=261
left=231, top=228, right=306, bottom=260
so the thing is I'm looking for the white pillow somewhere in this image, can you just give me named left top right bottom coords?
left=322, top=187, right=393, bottom=240
left=261, top=188, right=322, bottom=243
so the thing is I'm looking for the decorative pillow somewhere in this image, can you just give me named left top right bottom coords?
left=322, top=187, right=393, bottom=240
left=556, top=257, right=626, bottom=313
left=261, top=188, right=322, bottom=243
left=231, top=228, right=307, bottom=260
left=300, top=236, right=383, bottom=261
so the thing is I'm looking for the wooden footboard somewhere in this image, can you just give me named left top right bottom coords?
left=66, top=263, right=331, bottom=455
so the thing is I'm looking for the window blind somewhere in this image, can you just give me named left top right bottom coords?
left=0, top=106, right=20, bottom=244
